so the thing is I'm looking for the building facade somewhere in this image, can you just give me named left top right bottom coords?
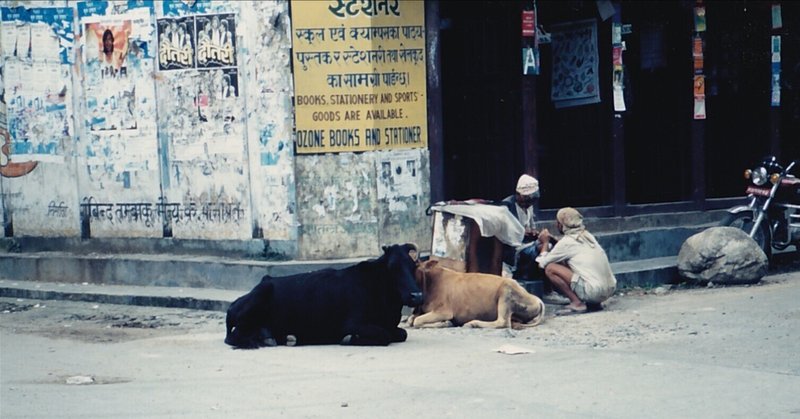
left=1, top=0, right=796, bottom=260
left=435, top=0, right=800, bottom=221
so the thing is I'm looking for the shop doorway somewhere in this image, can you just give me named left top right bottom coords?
left=439, top=1, right=524, bottom=202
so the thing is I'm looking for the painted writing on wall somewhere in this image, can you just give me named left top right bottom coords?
left=80, top=197, right=246, bottom=227
left=290, top=0, right=428, bottom=154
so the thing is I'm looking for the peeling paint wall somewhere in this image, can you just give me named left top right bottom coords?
left=1, top=0, right=298, bottom=245
left=375, top=148, right=431, bottom=251
left=155, top=2, right=250, bottom=240
left=239, top=1, right=296, bottom=242
left=295, top=153, right=379, bottom=259
left=295, top=149, right=430, bottom=260
left=77, top=2, right=160, bottom=238
left=1, top=0, right=431, bottom=261
left=1, top=2, right=80, bottom=237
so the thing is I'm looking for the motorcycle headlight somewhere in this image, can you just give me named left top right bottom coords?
left=752, top=167, right=768, bottom=185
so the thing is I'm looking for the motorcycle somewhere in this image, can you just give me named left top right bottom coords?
left=722, top=156, right=800, bottom=259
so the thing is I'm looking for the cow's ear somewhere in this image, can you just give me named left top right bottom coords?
left=425, top=260, right=439, bottom=269
left=408, top=249, right=418, bottom=261
left=382, top=245, right=389, bottom=253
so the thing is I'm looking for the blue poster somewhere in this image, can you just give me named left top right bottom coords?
left=162, top=0, right=212, bottom=17
left=28, top=7, right=74, bottom=64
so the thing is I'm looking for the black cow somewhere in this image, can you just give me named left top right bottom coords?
left=225, top=243, right=423, bottom=348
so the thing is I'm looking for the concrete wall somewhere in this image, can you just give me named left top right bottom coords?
left=0, top=0, right=431, bottom=261
left=295, top=149, right=431, bottom=260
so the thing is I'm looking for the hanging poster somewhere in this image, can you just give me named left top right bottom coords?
left=772, top=72, right=781, bottom=107
left=694, top=95, right=706, bottom=119
left=522, top=10, right=535, bottom=37
left=693, top=36, right=703, bottom=73
left=522, top=47, right=539, bottom=75
left=772, top=35, right=781, bottom=64
left=694, top=6, right=706, bottom=32
left=551, top=19, right=600, bottom=108
left=772, top=4, right=782, bottom=30
left=694, top=75, right=705, bottom=97
left=290, top=0, right=428, bottom=154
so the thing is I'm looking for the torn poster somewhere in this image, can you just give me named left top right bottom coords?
left=162, top=0, right=214, bottom=17
left=5, top=60, right=72, bottom=162
left=159, top=69, right=242, bottom=162
left=376, top=149, right=422, bottom=201
left=551, top=19, right=600, bottom=108
left=83, top=12, right=144, bottom=133
left=3, top=7, right=75, bottom=163
left=1, top=6, right=74, bottom=64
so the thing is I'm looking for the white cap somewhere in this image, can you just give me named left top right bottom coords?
left=516, top=174, right=540, bottom=197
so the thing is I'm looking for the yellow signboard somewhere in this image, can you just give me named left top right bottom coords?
left=290, top=0, right=428, bottom=154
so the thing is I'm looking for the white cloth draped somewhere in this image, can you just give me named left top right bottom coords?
left=429, top=203, right=524, bottom=247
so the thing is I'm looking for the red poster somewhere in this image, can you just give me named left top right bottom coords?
left=612, top=46, right=622, bottom=67
left=522, top=10, right=535, bottom=37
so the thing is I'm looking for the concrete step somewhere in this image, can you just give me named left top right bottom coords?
left=0, top=251, right=361, bottom=291
left=0, top=279, right=238, bottom=312
left=611, top=256, right=678, bottom=288
left=596, top=226, right=712, bottom=263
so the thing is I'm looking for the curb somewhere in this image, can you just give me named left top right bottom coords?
left=0, top=287, right=231, bottom=312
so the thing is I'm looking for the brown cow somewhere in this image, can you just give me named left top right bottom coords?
left=408, top=260, right=545, bottom=329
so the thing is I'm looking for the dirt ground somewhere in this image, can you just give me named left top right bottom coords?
left=0, top=298, right=226, bottom=344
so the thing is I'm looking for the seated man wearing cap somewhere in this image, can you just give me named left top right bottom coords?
left=500, top=174, right=548, bottom=281
left=535, top=207, right=617, bottom=315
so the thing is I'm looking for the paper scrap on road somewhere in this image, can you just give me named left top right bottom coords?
left=66, top=375, right=95, bottom=385
left=493, top=344, right=535, bottom=355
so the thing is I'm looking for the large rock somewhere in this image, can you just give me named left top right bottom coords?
left=677, top=227, right=768, bottom=285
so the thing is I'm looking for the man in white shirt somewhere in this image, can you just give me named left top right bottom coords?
left=536, top=207, right=617, bottom=315
left=500, top=174, right=547, bottom=280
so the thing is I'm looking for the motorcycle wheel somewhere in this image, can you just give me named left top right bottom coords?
left=721, top=212, right=772, bottom=259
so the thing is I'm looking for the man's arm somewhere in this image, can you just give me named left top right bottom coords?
left=536, top=236, right=575, bottom=268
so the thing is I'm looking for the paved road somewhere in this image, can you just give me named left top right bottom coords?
left=2, top=273, right=799, bottom=418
